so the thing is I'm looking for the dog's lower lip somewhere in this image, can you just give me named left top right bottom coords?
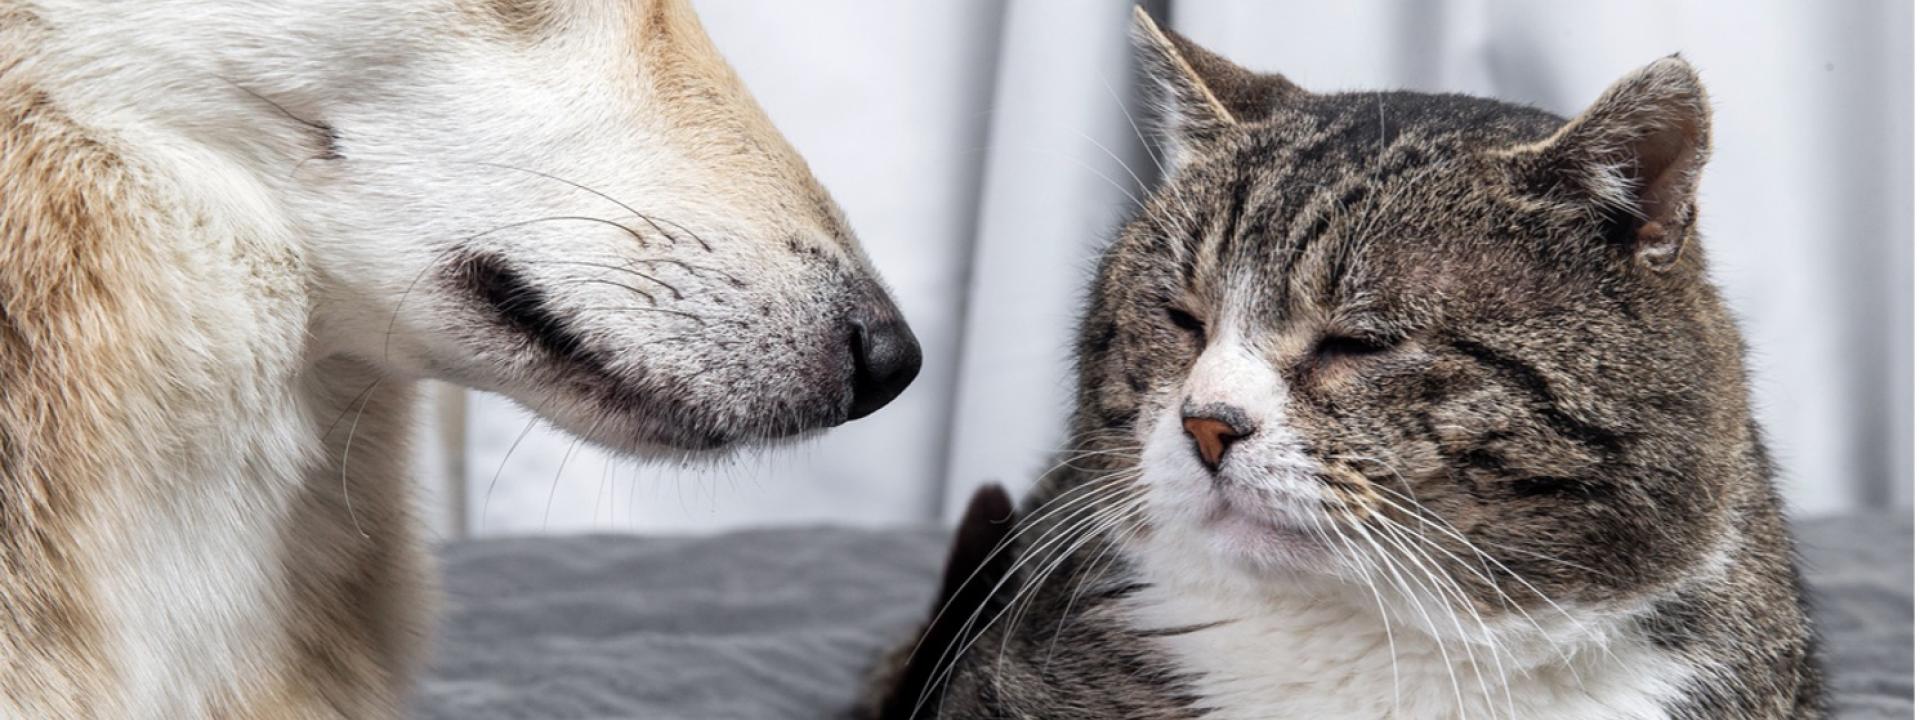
left=458, top=252, right=853, bottom=447
left=688, top=432, right=729, bottom=450
left=461, top=252, right=602, bottom=369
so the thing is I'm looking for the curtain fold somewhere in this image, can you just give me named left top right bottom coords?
left=939, top=0, right=1157, bottom=520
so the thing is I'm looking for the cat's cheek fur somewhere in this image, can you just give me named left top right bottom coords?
left=1132, top=332, right=1701, bottom=719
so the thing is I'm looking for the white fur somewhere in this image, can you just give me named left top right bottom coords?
left=31, top=97, right=338, bottom=718
left=1124, top=569, right=1693, bottom=720
left=8, top=0, right=882, bottom=715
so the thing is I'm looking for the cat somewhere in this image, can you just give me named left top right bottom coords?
left=860, top=8, right=1822, bottom=719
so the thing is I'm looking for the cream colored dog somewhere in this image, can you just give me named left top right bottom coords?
left=0, top=0, right=920, bottom=716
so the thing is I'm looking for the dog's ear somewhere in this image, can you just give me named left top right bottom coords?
left=873, top=484, right=1018, bottom=720
left=1131, top=6, right=1303, bottom=168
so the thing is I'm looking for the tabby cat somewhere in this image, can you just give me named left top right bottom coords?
left=861, top=8, right=1822, bottom=720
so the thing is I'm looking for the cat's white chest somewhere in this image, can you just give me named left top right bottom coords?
left=1125, top=583, right=1694, bottom=720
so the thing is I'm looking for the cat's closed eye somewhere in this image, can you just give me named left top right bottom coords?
left=1165, top=306, right=1206, bottom=341
left=1312, top=334, right=1395, bottom=364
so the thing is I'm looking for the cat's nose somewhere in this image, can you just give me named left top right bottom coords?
left=845, top=286, right=921, bottom=420
left=1182, top=403, right=1254, bottom=472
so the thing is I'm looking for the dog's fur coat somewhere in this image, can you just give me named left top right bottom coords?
left=0, top=1, right=910, bottom=716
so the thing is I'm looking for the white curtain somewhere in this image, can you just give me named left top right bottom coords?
left=453, top=1, right=1912, bottom=537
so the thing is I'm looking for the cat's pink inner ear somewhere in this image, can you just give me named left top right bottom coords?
left=1523, top=56, right=1712, bottom=269
left=1626, top=112, right=1706, bottom=267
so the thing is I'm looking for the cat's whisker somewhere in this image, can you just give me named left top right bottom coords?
left=1315, top=510, right=1403, bottom=717
left=1097, top=71, right=1169, bottom=180
left=900, top=474, right=1139, bottom=692
left=1042, top=513, right=1143, bottom=670
left=1015, top=144, right=1146, bottom=208
left=1333, top=454, right=1595, bottom=651
left=1473, top=537, right=1618, bottom=582
left=1048, top=118, right=1155, bottom=198
left=1371, top=518, right=1499, bottom=719
left=1342, top=514, right=1471, bottom=717
left=973, top=496, right=1139, bottom=656
left=914, top=492, right=1144, bottom=716
left=1374, top=515, right=1521, bottom=720
left=1362, top=484, right=1593, bottom=662
left=1033, top=442, right=1146, bottom=478
left=993, top=501, right=1141, bottom=682
left=1342, top=473, right=1587, bottom=678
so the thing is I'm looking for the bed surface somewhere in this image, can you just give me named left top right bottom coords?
left=416, top=513, right=1912, bottom=719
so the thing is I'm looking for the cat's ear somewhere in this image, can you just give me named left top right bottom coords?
left=1131, top=7, right=1302, bottom=166
left=1507, top=56, right=1711, bottom=270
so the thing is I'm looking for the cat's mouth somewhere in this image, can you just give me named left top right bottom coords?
left=1200, top=490, right=1328, bottom=558
left=1146, top=468, right=1337, bottom=575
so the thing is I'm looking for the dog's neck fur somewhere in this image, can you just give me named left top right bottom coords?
left=1, top=7, right=426, bottom=716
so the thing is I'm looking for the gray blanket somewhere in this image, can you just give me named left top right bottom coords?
left=417, top=514, right=1912, bottom=719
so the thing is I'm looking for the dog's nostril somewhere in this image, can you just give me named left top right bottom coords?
left=1182, top=404, right=1254, bottom=472
left=845, top=299, right=921, bottom=420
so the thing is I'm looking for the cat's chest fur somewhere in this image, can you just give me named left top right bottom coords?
left=1124, top=578, right=1695, bottom=720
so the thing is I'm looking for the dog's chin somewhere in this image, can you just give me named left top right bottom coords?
left=451, top=251, right=850, bottom=455
left=525, top=360, right=846, bottom=458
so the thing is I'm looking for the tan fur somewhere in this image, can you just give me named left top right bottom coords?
left=632, top=0, right=851, bottom=241
left=0, top=76, right=127, bottom=720
left=0, top=55, right=427, bottom=717
left=0, top=0, right=879, bottom=716
left=465, top=0, right=556, bottom=41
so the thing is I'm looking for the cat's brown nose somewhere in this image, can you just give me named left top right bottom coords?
left=1182, top=404, right=1253, bottom=472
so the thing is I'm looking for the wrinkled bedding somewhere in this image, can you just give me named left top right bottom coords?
left=416, top=514, right=1911, bottom=719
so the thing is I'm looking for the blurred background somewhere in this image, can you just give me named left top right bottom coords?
left=417, top=1, right=1914, bottom=539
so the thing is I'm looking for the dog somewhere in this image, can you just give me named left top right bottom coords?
left=0, top=0, right=919, bottom=716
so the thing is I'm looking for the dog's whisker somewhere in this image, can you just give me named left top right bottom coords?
left=337, top=374, right=384, bottom=540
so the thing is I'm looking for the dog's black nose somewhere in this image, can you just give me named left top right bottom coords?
left=846, top=291, right=921, bottom=420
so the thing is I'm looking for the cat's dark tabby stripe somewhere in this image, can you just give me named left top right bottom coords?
left=860, top=9, right=1821, bottom=719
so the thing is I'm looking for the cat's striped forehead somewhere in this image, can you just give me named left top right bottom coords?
left=1148, top=90, right=1573, bottom=335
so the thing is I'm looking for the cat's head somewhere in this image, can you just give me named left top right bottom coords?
left=1080, top=10, right=1759, bottom=615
